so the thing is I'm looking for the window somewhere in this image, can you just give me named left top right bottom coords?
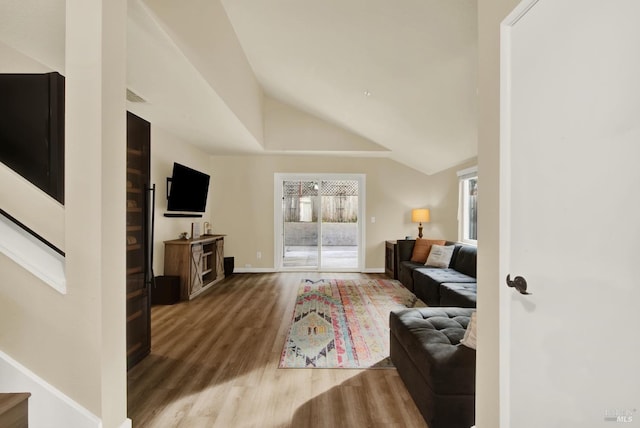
left=458, top=166, right=478, bottom=244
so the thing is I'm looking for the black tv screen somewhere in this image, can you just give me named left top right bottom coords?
left=167, top=162, right=210, bottom=212
left=0, top=72, right=65, bottom=203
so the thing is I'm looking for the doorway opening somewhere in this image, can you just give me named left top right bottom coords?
left=274, top=174, right=365, bottom=271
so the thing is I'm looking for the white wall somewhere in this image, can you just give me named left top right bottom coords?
left=0, top=2, right=129, bottom=426
left=476, top=0, right=520, bottom=426
left=0, top=352, right=102, bottom=428
left=151, top=126, right=214, bottom=275
left=0, top=41, right=53, bottom=73
left=0, top=3, right=65, bottom=73
left=0, top=163, right=65, bottom=252
left=208, top=155, right=475, bottom=271
left=64, top=0, right=128, bottom=425
left=263, top=97, right=388, bottom=152
left=141, top=0, right=264, bottom=145
left=144, top=76, right=476, bottom=274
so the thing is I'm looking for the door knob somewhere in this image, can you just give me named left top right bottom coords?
left=506, top=274, right=531, bottom=295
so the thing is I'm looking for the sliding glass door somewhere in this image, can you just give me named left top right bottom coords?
left=282, top=179, right=320, bottom=268
left=275, top=174, right=364, bottom=271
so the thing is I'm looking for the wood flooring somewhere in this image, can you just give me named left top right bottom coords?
left=127, top=272, right=427, bottom=428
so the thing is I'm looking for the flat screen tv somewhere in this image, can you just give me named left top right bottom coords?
left=166, top=162, right=210, bottom=213
left=0, top=72, right=65, bottom=203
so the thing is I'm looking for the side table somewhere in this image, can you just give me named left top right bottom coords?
left=385, top=240, right=398, bottom=279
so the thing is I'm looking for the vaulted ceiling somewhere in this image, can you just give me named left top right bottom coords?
left=1, top=0, right=477, bottom=175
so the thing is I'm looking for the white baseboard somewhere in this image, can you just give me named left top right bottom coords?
left=0, top=350, right=104, bottom=428
left=232, top=267, right=277, bottom=273
left=232, top=267, right=386, bottom=274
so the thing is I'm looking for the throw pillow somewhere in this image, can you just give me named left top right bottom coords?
left=410, top=238, right=446, bottom=263
left=425, top=244, right=455, bottom=268
left=460, top=311, right=477, bottom=350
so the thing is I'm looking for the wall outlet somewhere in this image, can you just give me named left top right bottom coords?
left=371, top=216, right=376, bottom=223
left=256, top=251, right=262, bottom=260
left=245, top=264, right=252, bottom=268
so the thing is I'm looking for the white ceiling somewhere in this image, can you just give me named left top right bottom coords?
left=0, top=0, right=478, bottom=175
left=220, top=0, right=478, bottom=174
left=127, top=0, right=265, bottom=155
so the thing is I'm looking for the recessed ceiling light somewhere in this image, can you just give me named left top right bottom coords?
left=364, top=90, right=372, bottom=97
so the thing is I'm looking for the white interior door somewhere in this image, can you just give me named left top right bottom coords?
left=500, top=1, right=640, bottom=426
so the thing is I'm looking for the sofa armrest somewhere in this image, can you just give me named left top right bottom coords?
left=396, top=239, right=416, bottom=264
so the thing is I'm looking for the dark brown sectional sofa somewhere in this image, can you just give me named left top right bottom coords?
left=390, top=307, right=476, bottom=428
left=396, top=239, right=477, bottom=308
left=391, top=240, right=477, bottom=427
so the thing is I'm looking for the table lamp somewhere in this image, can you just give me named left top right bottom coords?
left=411, top=208, right=430, bottom=238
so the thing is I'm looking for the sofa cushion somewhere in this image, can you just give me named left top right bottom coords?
left=452, top=245, right=477, bottom=278
left=460, top=311, right=477, bottom=350
left=399, top=260, right=424, bottom=292
left=410, top=238, right=446, bottom=263
left=440, top=282, right=477, bottom=308
left=389, top=307, right=476, bottom=395
left=425, top=244, right=455, bottom=268
left=413, top=268, right=476, bottom=306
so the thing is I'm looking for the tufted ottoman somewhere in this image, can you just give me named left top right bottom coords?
left=389, top=307, right=476, bottom=428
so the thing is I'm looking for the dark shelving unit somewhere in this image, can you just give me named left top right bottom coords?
left=126, top=111, right=152, bottom=370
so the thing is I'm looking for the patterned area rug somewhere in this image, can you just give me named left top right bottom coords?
left=279, top=278, right=424, bottom=369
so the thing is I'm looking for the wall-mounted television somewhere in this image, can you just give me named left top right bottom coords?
left=166, top=162, right=210, bottom=215
left=0, top=72, right=65, bottom=203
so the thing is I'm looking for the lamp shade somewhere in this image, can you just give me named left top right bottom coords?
left=411, top=208, right=430, bottom=223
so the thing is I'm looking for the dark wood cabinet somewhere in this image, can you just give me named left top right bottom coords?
left=385, top=240, right=397, bottom=279
left=126, top=111, right=151, bottom=369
